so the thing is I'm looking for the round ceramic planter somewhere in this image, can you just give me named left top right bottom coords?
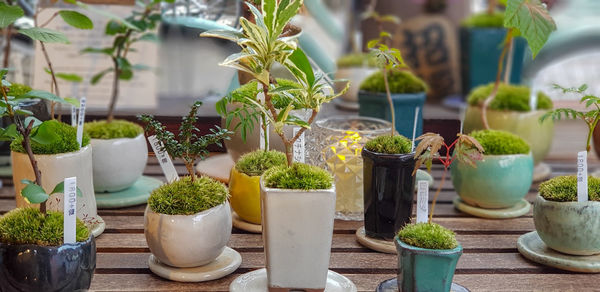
left=229, top=167, right=261, bottom=224
left=358, top=91, right=426, bottom=139
left=144, top=202, right=232, bottom=267
left=463, top=105, right=554, bottom=165
left=451, top=153, right=533, bottom=208
left=395, top=236, right=462, bottom=292
left=362, top=149, right=416, bottom=239
left=533, top=196, right=600, bottom=255
left=91, top=134, right=148, bottom=192
left=0, top=235, right=96, bottom=291
left=11, top=146, right=101, bottom=227
left=336, top=67, right=378, bottom=103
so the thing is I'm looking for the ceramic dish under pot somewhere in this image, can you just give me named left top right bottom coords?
left=91, top=134, right=148, bottom=192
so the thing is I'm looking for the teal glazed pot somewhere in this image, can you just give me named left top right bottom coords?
left=451, top=153, right=533, bottom=208
left=533, top=196, right=600, bottom=255
left=358, top=91, right=426, bottom=139
left=395, top=236, right=462, bottom=292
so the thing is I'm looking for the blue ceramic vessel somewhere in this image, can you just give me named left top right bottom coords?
left=358, top=91, right=426, bottom=139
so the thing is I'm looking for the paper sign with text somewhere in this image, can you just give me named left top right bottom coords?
left=292, top=127, right=305, bottom=163
left=148, top=135, right=179, bottom=183
left=416, top=181, right=429, bottom=223
left=577, top=151, right=588, bottom=202
left=63, top=177, right=77, bottom=244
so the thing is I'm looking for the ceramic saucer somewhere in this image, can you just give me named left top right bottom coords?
left=148, top=247, right=242, bottom=282
left=517, top=231, right=600, bottom=273
left=453, top=197, right=530, bottom=219
left=95, top=176, right=163, bottom=209
left=230, top=268, right=357, bottom=292
left=355, top=226, right=396, bottom=254
left=533, top=163, right=551, bottom=182
left=195, top=153, right=234, bottom=184
left=376, top=278, right=470, bottom=292
left=88, top=216, right=105, bottom=237
left=232, top=211, right=262, bottom=233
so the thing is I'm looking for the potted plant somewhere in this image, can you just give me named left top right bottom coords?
left=139, top=101, right=240, bottom=282
left=451, top=129, right=534, bottom=218
left=229, top=149, right=286, bottom=228
left=335, top=52, right=378, bottom=110
left=0, top=71, right=95, bottom=291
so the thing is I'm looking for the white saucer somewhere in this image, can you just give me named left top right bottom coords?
left=230, top=268, right=357, bottom=292
left=148, top=247, right=242, bottom=282
left=355, top=226, right=396, bottom=254
left=232, top=211, right=262, bottom=233
left=533, top=163, right=551, bottom=182
left=453, top=198, right=531, bottom=219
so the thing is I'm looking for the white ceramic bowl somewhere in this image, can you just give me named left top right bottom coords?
left=91, top=134, right=148, bottom=192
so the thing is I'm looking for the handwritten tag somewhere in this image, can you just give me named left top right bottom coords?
left=71, top=104, right=78, bottom=127
left=148, top=135, right=179, bottom=183
left=577, top=151, right=588, bottom=202
left=416, top=181, right=429, bottom=223
left=292, top=127, right=305, bottom=163
left=76, top=97, right=86, bottom=147
left=63, top=177, right=77, bottom=244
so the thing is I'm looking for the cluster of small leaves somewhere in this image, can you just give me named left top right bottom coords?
left=139, top=101, right=232, bottom=177
left=235, top=150, right=287, bottom=177
left=414, top=133, right=484, bottom=174
left=397, top=222, right=458, bottom=250
left=503, top=0, right=556, bottom=58
left=364, top=135, right=411, bottom=155
left=539, top=175, right=600, bottom=202
left=470, top=129, right=530, bottom=155
left=0, top=208, right=90, bottom=246
left=84, top=119, right=144, bottom=139
left=360, top=70, right=427, bottom=94
left=148, top=176, right=229, bottom=215
left=263, top=163, right=333, bottom=190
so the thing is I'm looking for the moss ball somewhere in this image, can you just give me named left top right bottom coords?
left=467, top=83, right=553, bottom=112
left=397, top=222, right=458, bottom=250
left=470, top=129, right=530, bottom=155
left=8, top=83, right=32, bottom=97
left=235, top=150, right=287, bottom=177
left=360, top=70, right=427, bottom=94
left=10, top=120, right=90, bottom=155
left=364, top=135, right=412, bottom=155
left=263, top=163, right=333, bottom=190
left=461, top=11, right=504, bottom=28
left=539, top=175, right=600, bottom=202
left=0, top=208, right=90, bottom=246
left=148, top=176, right=229, bottom=215
left=84, top=120, right=144, bottom=139
left=337, top=53, right=377, bottom=68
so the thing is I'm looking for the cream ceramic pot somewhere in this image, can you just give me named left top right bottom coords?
left=261, top=179, right=336, bottom=290
left=144, top=202, right=232, bottom=268
left=91, top=134, right=148, bottom=192
left=12, top=146, right=100, bottom=226
left=336, top=67, right=378, bottom=103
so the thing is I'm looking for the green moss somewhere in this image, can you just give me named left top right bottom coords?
left=461, top=11, right=504, bottom=28
left=539, top=175, right=600, bottom=202
left=467, top=83, right=553, bottom=111
left=148, top=176, right=229, bottom=215
left=0, top=208, right=89, bottom=246
left=10, top=120, right=90, bottom=155
left=263, top=163, right=333, bottom=190
left=360, top=70, right=427, bottom=94
left=364, top=135, right=412, bottom=155
left=337, top=53, right=377, bottom=68
left=84, top=120, right=143, bottom=139
left=235, top=150, right=287, bottom=177
left=8, top=83, right=32, bottom=97
left=470, top=129, right=530, bottom=155
left=397, top=222, right=458, bottom=250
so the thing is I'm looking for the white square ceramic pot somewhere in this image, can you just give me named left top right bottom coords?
left=91, top=134, right=148, bottom=192
left=260, top=179, right=336, bottom=291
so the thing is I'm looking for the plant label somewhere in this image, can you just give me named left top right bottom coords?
left=257, top=83, right=269, bottom=150
left=293, top=127, right=305, bottom=163
left=577, top=151, right=588, bottom=202
left=148, top=135, right=179, bottom=183
left=411, top=106, right=420, bottom=152
left=76, top=97, right=86, bottom=147
left=63, top=177, right=77, bottom=244
left=71, top=104, right=78, bottom=127
left=416, top=180, right=429, bottom=223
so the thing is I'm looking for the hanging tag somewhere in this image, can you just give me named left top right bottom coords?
left=292, top=127, right=305, bottom=163
left=416, top=181, right=429, bottom=223
left=577, top=151, right=588, bottom=202
left=148, top=135, right=179, bottom=183
left=63, top=177, right=77, bottom=244
left=76, top=97, right=86, bottom=147
left=71, top=104, right=78, bottom=127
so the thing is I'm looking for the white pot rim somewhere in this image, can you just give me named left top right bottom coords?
left=91, top=133, right=145, bottom=142
left=259, top=177, right=335, bottom=193
left=11, top=145, right=91, bottom=158
left=146, top=201, right=230, bottom=218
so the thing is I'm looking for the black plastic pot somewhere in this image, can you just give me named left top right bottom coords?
left=0, top=235, right=96, bottom=291
left=362, top=148, right=416, bottom=239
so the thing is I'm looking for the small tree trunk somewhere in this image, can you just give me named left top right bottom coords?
left=107, top=56, right=120, bottom=123
left=428, top=169, right=446, bottom=224
left=285, top=143, right=293, bottom=167
left=382, top=68, right=395, bottom=136
left=3, top=24, right=12, bottom=68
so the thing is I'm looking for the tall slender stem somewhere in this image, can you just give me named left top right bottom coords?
left=382, top=67, right=395, bottom=136
left=428, top=169, right=446, bottom=224
left=3, top=25, right=12, bottom=68
left=487, top=0, right=497, bottom=15
left=481, top=31, right=513, bottom=129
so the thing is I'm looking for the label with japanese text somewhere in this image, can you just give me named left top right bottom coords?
left=416, top=181, right=429, bottom=223
left=577, top=151, right=588, bottom=202
left=63, top=177, right=77, bottom=244
left=148, top=135, right=179, bottom=183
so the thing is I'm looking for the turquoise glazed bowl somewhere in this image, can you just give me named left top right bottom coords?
left=451, top=153, right=533, bottom=208
left=395, top=236, right=462, bottom=292
left=533, top=196, right=600, bottom=255
left=358, top=91, right=426, bottom=139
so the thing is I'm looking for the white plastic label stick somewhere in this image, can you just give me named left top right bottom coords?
left=577, top=151, right=588, bottom=202
left=292, top=127, right=305, bottom=163
left=148, top=135, right=179, bottom=183
left=416, top=181, right=429, bottom=223
left=76, top=97, right=86, bottom=147
left=63, top=177, right=77, bottom=244
left=411, top=107, right=420, bottom=152
left=71, top=104, right=77, bottom=127
left=257, top=83, right=268, bottom=150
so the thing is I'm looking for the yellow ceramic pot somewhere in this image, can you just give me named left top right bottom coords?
left=463, top=105, right=554, bottom=165
left=229, top=167, right=261, bottom=224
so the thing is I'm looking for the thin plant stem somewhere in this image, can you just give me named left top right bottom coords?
left=382, top=67, right=395, bottom=136
left=428, top=169, right=446, bottom=224
left=481, top=30, right=513, bottom=129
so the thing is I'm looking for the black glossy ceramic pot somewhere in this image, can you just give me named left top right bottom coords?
left=362, top=148, right=416, bottom=239
left=0, top=235, right=96, bottom=291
